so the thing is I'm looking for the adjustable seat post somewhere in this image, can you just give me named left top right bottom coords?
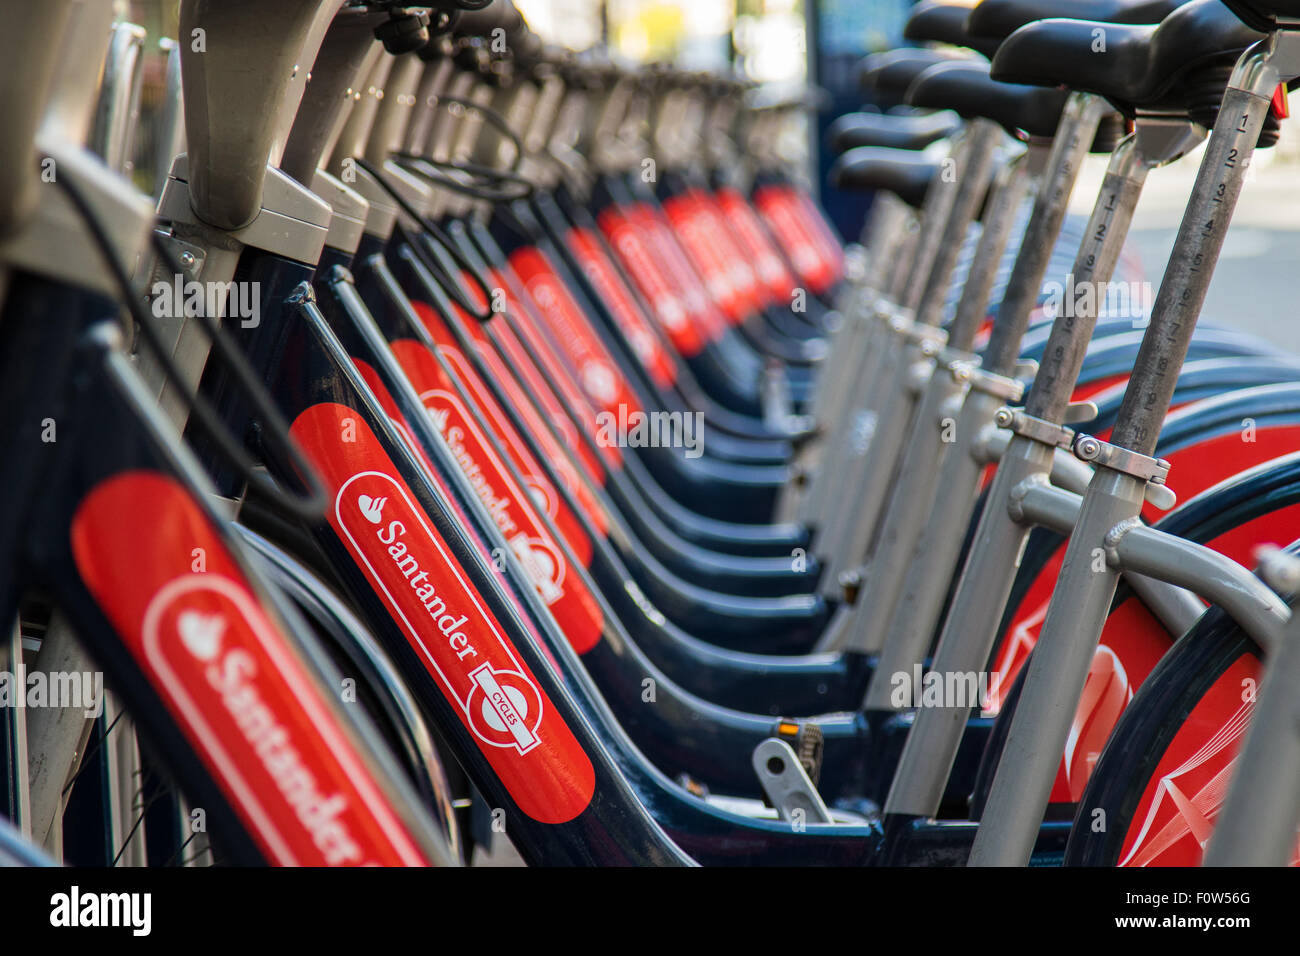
left=864, top=109, right=1203, bottom=689
left=837, top=117, right=1009, bottom=653
left=982, top=94, right=1111, bottom=379
left=896, top=129, right=972, bottom=316
left=971, top=26, right=1300, bottom=867
left=913, top=118, right=1002, bottom=329
left=882, top=91, right=1107, bottom=817
left=816, top=96, right=1103, bottom=597
left=859, top=146, right=1032, bottom=676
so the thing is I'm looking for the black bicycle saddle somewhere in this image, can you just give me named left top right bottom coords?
left=990, top=0, right=1264, bottom=116
left=829, top=146, right=941, bottom=206
left=860, top=48, right=968, bottom=101
left=904, top=1, right=1003, bottom=59
left=967, top=0, right=1189, bottom=42
left=905, top=60, right=1066, bottom=137
left=827, top=110, right=962, bottom=153
left=906, top=58, right=1126, bottom=151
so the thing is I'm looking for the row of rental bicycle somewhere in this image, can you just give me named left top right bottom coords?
left=1, top=0, right=1298, bottom=867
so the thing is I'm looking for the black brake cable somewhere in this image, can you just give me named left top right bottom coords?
left=423, top=94, right=527, bottom=172
left=49, top=165, right=328, bottom=522
left=392, top=94, right=536, bottom=202
left=395, top=154, right=534, bottom=203
left=352, top=155, right=498, bottom=321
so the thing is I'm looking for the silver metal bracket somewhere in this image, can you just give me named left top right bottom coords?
left=1062, top=400, right=1100, bottom=425
left=960, top=366, right=1025, bottom=403
left=150, top=231, right=205, bottom=281
left=1132, top=112, right=1207, bottom=169
left=158, top=154, right=331, bottom=266
left=898, top=319, right=948, bottom=350
left=993, top=400, right=1101, bottom=450
left=1229, top=27, right=1300, bottom=101
left=751, top=738, right=833, bottom=825
left=1073, top=433, right=1177, bottom=510
left=994, top=406, right=1074, bottom=447
left=871, top=299, right=900, bottom=323
left=1073, top=433, right=1170, bottom=483
left=948, top=359, right=978, bottom=383
left=939, top=346, right=979, bottom=369
left=1014, top=358, right=1040, bottom=380
left=918, top=338, right=944, bottom=360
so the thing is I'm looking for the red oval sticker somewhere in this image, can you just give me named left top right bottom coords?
left=291, top=403, right=597, bottom=823
left=71, top=471, right=429, bottom=865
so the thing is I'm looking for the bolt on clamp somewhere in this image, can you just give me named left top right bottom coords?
left=959, top=364, right=1024, bottom=404
left=873, top=301, right=905, bottom=325
left=899, top=321, right=948, bottom=350
left=993, top=406, right=1074, bottom=447
left=1072, top=433, right=1177, bottom=510
left=939, top=346, right=979, bottom=369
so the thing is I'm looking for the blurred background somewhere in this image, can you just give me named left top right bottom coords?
left=119, top=0, right=913, bottom=241
left=118, top=0, right=1300, bottom=350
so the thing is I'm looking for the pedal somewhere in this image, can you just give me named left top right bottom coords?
left=774, top=719, right=825, bottom=786
left=752, top=738, right=833, bottom=825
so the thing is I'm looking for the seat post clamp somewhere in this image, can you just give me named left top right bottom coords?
left=993, top=406, right=1075, bottom=448
left=1072, top=434, right=1171, bottom=486
left=899, top=321, right=948, bottom=350
left=960, top=365, right=1025, bottom=404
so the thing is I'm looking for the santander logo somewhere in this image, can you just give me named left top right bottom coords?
left=292, top=403, right=596, bottom=823
left=145, top=578, right=384, bottom=865
left=339, top=475, right=548, bottom=757
left=177, top=610, right=224, bottom=661
left=356, top=492, right=479, bottom=664
left=359, top=494, right=387, bottom=524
